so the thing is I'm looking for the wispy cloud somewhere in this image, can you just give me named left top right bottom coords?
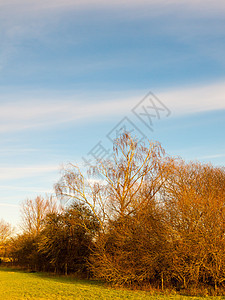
left=0, top=81, right=224, bottom=133
left=0, top=185, right=53, bottom=193
left=1, top=0, right=224, bottom=86
left=1, top=1, right=225, bottom=15
left=0, top=203, right=19, bottom=208
left=159, top=81, right=225, bottom=115
left=0, top=165, right=59, bottom=180
left=0, top=148, right=38, bottom=154
left=198, top=153, right=225, bottom=160
left=0, top=95, right=133, bottom=133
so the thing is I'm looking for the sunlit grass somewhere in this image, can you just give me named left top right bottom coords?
left=0, top=267, right=224, bottom=299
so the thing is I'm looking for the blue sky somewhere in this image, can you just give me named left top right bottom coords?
left=0, top=0, right=225, bottom=226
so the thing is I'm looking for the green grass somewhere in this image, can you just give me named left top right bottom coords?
left=0, top=267, right=224, bottom=299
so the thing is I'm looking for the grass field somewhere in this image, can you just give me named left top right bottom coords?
left=0, top=268, right=225, bottom=299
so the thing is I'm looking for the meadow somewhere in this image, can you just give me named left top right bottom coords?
left=0, top=268, right=224, bottom=300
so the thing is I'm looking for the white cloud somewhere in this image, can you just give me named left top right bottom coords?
left=0, top=97, right=125, bottom=133
left=0, top=165, right=59, bottom=180
left=0, top=185, right=53, bottom=193
left=158, top=81, right=225, bottom=115
left=0, top=148, right=38, bottom=154
left=1, top=0, right=224, bottom=80
left=0, top=81, right=224, bottom=133
left=0, top=203, right=19, bottom=208
left=198, top=153, right=225, bottom=160
left=1, top=0, right=225, bottom=15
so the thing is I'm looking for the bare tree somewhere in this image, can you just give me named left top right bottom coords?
left=20, top=195, right=58, bottom=236
left=0, top=219, right=12, bottom=244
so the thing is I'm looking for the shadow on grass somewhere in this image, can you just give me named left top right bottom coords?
left=0, top=266, right=104, bottom=288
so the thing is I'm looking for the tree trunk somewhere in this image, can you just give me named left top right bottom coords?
left=161, top=272, right=164, bottom=290
left=65, top=262, right=68, bottom=276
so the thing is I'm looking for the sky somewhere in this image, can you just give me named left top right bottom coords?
left=0, top=0, right=225, bottom=227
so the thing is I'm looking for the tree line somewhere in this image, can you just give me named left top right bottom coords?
left=1, top=133, right=225, bottom=295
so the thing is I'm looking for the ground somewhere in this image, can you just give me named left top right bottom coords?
left=0, top=267, right=224, bottom=299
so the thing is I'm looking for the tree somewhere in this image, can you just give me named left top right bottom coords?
left=56, top=133, right=173, bottom=226
left=0, top=219, right=12, bottom=244
left=20, top=195, right=58, bottom=236
left=10, top=195, right=59, bottom=271
left=56, top=133, right=175, bottom=284
left=38, top=202, right=100, bottom=275
left=163, top=160, right=225, bottom=290
left=10, top=233, right=40, bottom=270
left=0, top=219, right=13, bottom=259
